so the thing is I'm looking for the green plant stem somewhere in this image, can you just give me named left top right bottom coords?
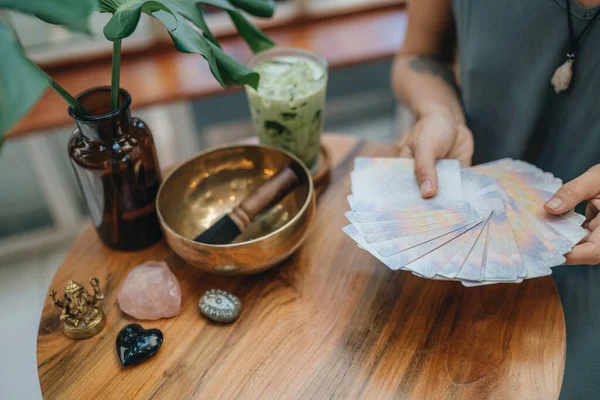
left=34, top=65, right=89, bottom=115
left=111, top=39, right=122, bottom=110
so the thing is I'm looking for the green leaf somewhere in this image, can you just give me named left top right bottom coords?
left=154, top=8, right=259, bottom=88
left=209, top=41, right=259, bottom=89
left=195, top=1, right=274, bottom=53
left=229, top=0, right=274, bottom=18
left=97, top=0, right=114, bottom=13
left=227, top=10, right=274, bottom=53
left=0, top=21, right=48, bottom=141
left=103, top=3, right=142, bottom=39
left=192, top=8, right=219, bottom=46
left=0, top=0, right=95, bottom=33
left=104, top=0, right=177, bottom=40
left=143, top=2, right=178, bottom=29
left=164, top=1, right=275, bottom=54
left=198, top=0, right=274, bottom=18
left=196, top=0, right=236, bottom=12
left=153, top=9, right=225, bottom=85
left=161, top=0, right=219, bottom=47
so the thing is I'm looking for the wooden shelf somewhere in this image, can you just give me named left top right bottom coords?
left=6, top=7, right=407, bottom=140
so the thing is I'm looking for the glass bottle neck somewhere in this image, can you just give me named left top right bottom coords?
left=75, top=109, right=132, bottom=142
left=69, top=87, right=133, bottom=143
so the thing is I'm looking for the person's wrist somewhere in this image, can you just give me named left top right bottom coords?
left=417, top=103, right=464, bottom=126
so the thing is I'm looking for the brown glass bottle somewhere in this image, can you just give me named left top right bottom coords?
left=68, top=87, right=162, bottom=251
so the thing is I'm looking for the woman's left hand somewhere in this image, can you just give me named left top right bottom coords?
left=544, top=165, right=600, bottom=265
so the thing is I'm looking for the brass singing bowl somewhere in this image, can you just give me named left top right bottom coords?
left=156, top=144, right=316, bottom=275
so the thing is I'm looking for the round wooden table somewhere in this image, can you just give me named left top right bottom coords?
left=37, top=134, right=566, bottom=399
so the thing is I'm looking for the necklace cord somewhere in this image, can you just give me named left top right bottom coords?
left=566, top=0, right=575, bottom=54
left=565, top=0, right=600, bottom=56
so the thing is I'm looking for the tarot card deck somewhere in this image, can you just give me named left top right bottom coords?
left=343, top=158, right=587, bottom=286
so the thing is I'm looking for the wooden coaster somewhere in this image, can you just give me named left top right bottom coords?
left=313, top=144, right=331, bottom=197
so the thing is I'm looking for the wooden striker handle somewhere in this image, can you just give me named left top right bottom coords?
left=229, top=166, right=302, bottom=230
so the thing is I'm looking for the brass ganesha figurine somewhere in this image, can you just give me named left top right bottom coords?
left=49, top=277, right=106, bottom=339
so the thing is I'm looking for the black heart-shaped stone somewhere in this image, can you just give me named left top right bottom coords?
left=116, top=323, right=163, bottom=367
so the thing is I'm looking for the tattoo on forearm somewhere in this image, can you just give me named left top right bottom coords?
left=408, top=57, right=459, bottom=92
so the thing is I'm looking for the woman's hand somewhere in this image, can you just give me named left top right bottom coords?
left=544, top=165, right=600, bottom=265
left=398, top=110, right=474, bottom=198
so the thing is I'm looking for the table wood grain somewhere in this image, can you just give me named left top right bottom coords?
left=37, top=134, right=566, bottom=399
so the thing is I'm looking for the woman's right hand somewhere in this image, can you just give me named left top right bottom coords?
left=398, top=110, right=474, bottom=198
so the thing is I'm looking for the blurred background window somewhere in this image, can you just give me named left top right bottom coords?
left=305, top=0, right=402, bottom=16
left=7, top=0, right=403, bottom=64
left=6, top=11, right=153, bottom=64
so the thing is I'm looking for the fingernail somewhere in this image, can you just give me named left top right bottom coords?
left=545, top=197, right=563, bottom=212
left=420, top=180, right=433, bottom=196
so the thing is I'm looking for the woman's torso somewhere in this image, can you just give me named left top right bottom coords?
left=453, top=0, right=600, bottom=182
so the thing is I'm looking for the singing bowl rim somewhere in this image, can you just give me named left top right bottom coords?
left=156, top=143, right=315, bottom=248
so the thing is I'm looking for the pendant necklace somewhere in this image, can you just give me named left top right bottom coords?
left=551, top=0, right=600, bottom=94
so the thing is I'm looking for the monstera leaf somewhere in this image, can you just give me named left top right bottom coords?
left=0, top=22, right=48, bottom=146
left=195, top=0, right=274, bottom=51
left=226, top=10, right=273, bottom=53
left=100, top=0, right=275, bottom=88
left=0, top=0, right=95, bottom=33
left=0, top=0, right=96, bottom=144
left=103, top=1, right=177, bottom=40
left=229, top=0, right=274, bottom=18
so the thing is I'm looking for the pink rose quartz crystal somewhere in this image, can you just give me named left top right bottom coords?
left=117, top=261, right=182, bottom=320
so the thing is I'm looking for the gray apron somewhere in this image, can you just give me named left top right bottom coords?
left=452, top=1, right=600, bottom=398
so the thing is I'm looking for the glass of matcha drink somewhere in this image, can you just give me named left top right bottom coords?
left=245, top=48, right=328, bottom=173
